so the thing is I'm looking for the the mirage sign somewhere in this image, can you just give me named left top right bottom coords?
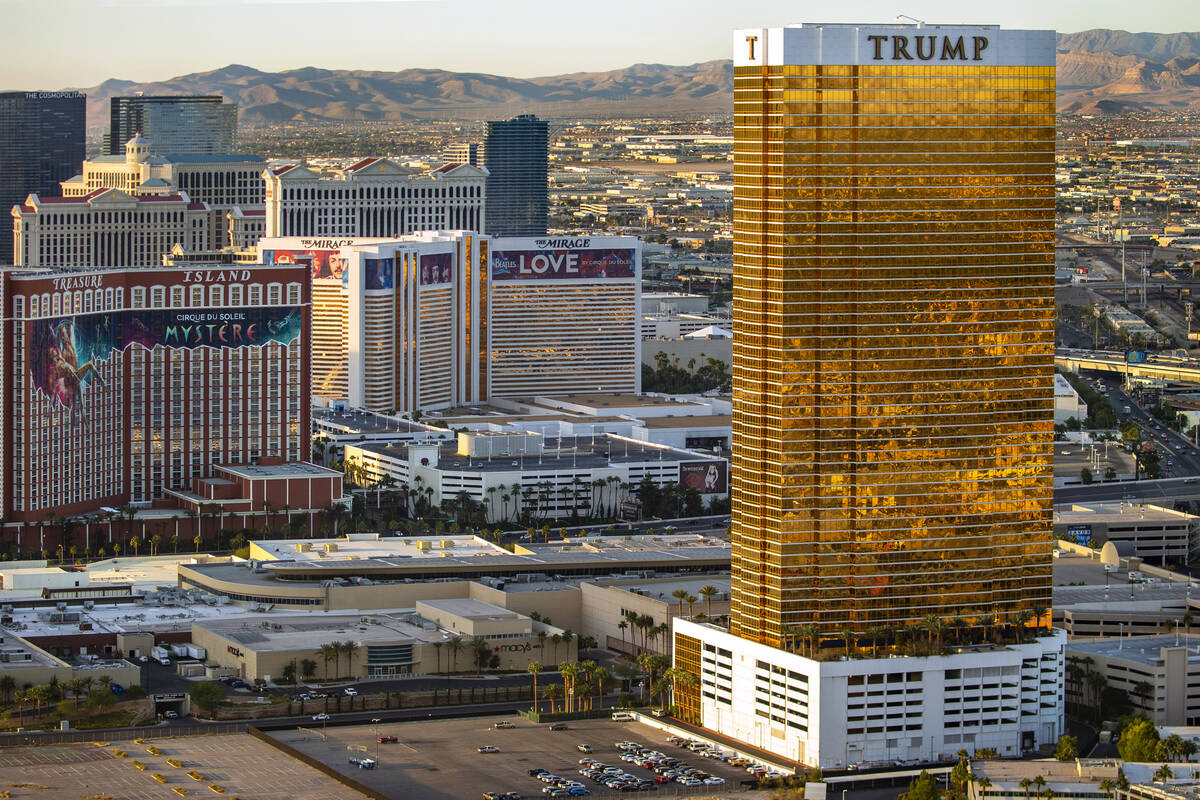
left=490, top=237, right=637, bottom=281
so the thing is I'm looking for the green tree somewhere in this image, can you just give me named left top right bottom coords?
left=300, top=658, right=317, bottom=680
left=1055, top=734, right=1080, bottom=761
left=280, top=661, right=297, bottom=684
left=901, top=770, right=941, bottom=800
left=86, top=687, right=117, bottom=711
left=1119, top=717, right=1162, bottom=762
left=188, top=681, right=225, bottom=716
left=1080, top=467, right=1094, bottom=485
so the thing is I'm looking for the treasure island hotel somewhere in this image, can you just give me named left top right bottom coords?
left=672, top=24, right=1064, bottom=767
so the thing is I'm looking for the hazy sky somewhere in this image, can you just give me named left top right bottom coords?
left=4, top=0, right=1200, bottom=89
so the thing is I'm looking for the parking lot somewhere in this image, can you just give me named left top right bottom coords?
left=0, top=734, right=365, bottom=800
left=272, top=712, right=763, bottom=799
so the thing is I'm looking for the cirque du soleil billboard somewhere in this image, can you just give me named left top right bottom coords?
left=31, top=308, right=301, bottom=411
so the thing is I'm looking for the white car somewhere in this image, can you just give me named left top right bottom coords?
left=704, top=777, right=725, bottom=786
left=344, top=687, right=358, bottom=696
left=312, top=713, right=330, bottom=721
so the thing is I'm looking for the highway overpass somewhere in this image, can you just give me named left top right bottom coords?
left=1056, top=348, right=1200, bottom=384
left=1055, top=476, right=1200, bottom=506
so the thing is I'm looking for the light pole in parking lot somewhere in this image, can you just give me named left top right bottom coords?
left=371, top=718, right=381, bottom=761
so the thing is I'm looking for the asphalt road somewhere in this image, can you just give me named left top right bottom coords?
left=1100, top=376, right=1200, bottom=476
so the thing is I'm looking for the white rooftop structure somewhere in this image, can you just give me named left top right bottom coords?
left=249, top=533, right=505, bottom=563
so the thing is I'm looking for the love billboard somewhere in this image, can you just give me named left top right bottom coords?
left=490, top=247, right=636, bottom=281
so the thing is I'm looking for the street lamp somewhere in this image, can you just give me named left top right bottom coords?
left=371, top=718, right=381, bottom=761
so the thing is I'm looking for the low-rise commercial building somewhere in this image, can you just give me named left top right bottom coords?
left=1067, top=635, right=1200, bottom=726
left=966, top=758, right=1118, bottom=800
left=179, top=532, right=731, bottom=610
left=343, top=431, right=727, bottom=524
left=0, top=630, right=138, bottom=689
left=1055, top=503, right=1196, bottom=565
left=1055, top=373, right=1087, bottom=425
left=191, top=602, right=573, bottom=681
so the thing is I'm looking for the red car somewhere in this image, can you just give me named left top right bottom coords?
left=377, top=735, right=398, bottom=743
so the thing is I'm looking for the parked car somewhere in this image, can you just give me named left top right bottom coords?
left=478, top=745, right=500, bottom=753
left=549, top=723, right=568, bottom=731
left=577, top=744, right=592, bottom=753
left=378, top=735, right=398, bottom=743
left=494, top=720, right=515, bottom=729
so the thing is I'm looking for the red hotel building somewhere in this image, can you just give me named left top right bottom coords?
left=0, top=263, right=343, bottom=554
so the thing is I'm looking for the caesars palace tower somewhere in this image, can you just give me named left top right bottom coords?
left=672, top=23, right=1063, bottom=768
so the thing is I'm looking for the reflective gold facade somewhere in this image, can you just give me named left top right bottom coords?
left=730, top=27, right=1056, bottom=647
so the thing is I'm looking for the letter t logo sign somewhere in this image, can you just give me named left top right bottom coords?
left=746, top=35, right=758, bottom=60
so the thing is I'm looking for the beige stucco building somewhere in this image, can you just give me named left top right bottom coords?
left=191, top=600, right=575, bottom=682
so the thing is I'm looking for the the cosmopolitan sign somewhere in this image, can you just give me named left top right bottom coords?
left=491, top=243, right=636, bottom=281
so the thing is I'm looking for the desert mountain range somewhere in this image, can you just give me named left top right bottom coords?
left=71, top=30, right=1200, bottom=123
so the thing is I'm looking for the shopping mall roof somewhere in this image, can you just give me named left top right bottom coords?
left=182, top=533, right=730, bottom=592
left=195, top=609, right=449, bottom=652
left=639, top=414, right=731, bottom=429
left=250, top=534, right=505, bottom=563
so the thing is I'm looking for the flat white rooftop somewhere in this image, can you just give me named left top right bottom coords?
left=252, top=534, right=505, bottom=563
left=1068, top=634, right=1200, bottom=666
left=3, top=599, right=261, bottom=638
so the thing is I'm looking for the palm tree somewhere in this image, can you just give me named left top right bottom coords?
left=543, top=683, right=562, bottom=713
left=528, top=661, right=543, bottom=712
left=1013, top=609, right=1032, bottom=643
left=448, top=636, right=463, bottom=674
left=1020, top=777, right=1033, bottom=800
left=672, top=589, right=688, bottom=616
left=799, top=624, right=820, bottom=658
left=1098, top=779, right=1116, bottom=800
left=866, top=626, right=889, bottom=657
left=342, top=640, right=360, bottom=678
left=594, top=666, right=611, bottom=710
left=0, top=675, right=15, bottom=704
left=1155, top=764, right=1174, bottom=784
left=319, top=643, right=337, bottom=679
left=432, top=641, right=443, bottom=673
left=617, top=620, right=628, bottom=651
left=685, top=594, right=697, bottom=617
left=1032, top=604, right=1049, bottom=633
left=1033, top=774, right=1047, bottom=800
left=698, top=585, right=718, bottom=616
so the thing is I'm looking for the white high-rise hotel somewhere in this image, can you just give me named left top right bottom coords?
left=672, top=23, right=1064, bottom=768
left=259, top=232, right=641, bottom=413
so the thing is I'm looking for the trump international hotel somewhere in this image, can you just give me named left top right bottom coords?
left=673, top=24, right=1064, bottom=768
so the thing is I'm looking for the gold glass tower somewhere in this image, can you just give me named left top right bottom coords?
left=729, top=24, right=1056, bottom=647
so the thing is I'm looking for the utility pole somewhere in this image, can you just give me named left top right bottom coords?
left=1142, top=250, right=1147, bottom=307
left=1187, top=302, right=1194, bottom=349
left=1118, top=199, right=1127, bottom=305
